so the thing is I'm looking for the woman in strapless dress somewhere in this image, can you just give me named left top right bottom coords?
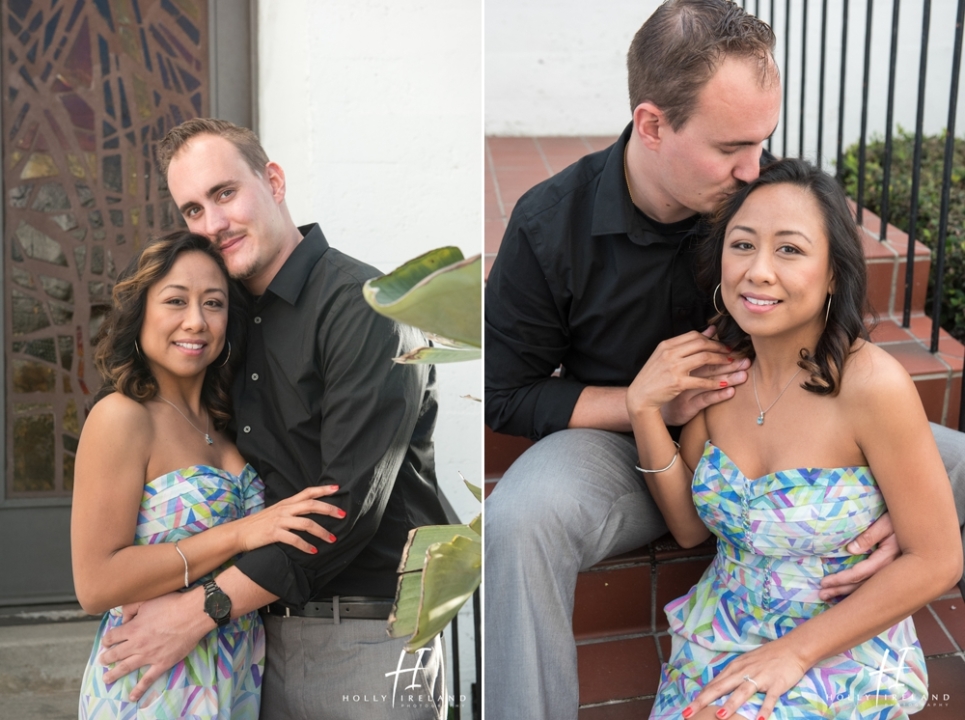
left=72, top=231, right=343, bottom=719
left=627, top=159, right=962, bottom=720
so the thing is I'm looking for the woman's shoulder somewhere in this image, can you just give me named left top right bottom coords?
left=83, top=392, right=155, bottom=442
left=839, top=339, right=918, bottom=405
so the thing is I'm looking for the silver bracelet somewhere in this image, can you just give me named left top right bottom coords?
left=174, top=540, right=190, bottom=588
left=635, top=441, right=680, bottom=474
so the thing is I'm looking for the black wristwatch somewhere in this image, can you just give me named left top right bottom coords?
left=203, top=579, right=232, bottom=627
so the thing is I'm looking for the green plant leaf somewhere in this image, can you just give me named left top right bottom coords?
left=469, top=512, right=481, bottom=536
left=397, top=524, right=477, bottom=573
left=387, top=572, right=422, bottom=639
left=393, top=345, right=482, bottom=364
left=406, top=534, right=482, bottom=651
left=464, top=480, right=482, bottom=502
left=363, top=251, right=482, bottom=347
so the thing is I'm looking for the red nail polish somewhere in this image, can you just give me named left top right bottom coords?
left=330, top=535, right=337, bottom=542
left=716, top=710, right=727, bottom=719
left=310, top=546, right=318, bottom=554
left=719, top=381, right=728, bottom=388
left=338, top=510, right=346, bottom=518
left=681, top=708, right=693, bottom=719
left=758, top=716, right=766, bottom=720
left=727, top=356, right=734, bottom=362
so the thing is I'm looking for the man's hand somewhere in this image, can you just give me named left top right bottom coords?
left=99, top=588, right=213, bottom=701
left=627, top=326, right=749, bottom=427
left=819, top=512, right=900, bottom=601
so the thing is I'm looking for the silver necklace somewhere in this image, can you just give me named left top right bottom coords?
left=156, top=394, right=213, bottom=445
left=751, top=364, right=803, bottom=426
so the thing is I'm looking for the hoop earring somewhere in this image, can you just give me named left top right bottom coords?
left=134, top=339, right=143, bottom=360
left=713, top=283, right=728, bottom=316
left=217, top=341, right=232, bottom=368
left=825, top=294, right=833, bottom=325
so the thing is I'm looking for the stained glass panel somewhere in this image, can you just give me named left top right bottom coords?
left=3, top=0, right=209, bottom=496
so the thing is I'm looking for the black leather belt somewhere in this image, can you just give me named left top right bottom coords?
left=265, top=596, right=394, bottom=621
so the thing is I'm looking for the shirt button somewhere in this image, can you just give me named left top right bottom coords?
left=251, top=373, right=259, bottom=381
left=243, top=425, right=251, bottom=433
left=253, top=316, right=262, bottom=324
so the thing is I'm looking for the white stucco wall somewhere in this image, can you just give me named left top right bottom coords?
left=257, top=0, right=481, bottom=707
left=487, top=0, right=965, bottom=174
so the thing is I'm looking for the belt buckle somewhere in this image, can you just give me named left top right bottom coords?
left=285, top=606, right=291, bottom=619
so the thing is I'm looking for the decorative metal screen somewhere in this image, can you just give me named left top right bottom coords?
left=2, top=0, right=209, bottom=497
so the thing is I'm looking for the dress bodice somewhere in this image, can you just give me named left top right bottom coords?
left=134, top=464, right=264, bottom=546
left=692, top=441, right=884, bottom=613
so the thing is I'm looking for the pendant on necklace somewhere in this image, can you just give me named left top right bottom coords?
left=756, top=414, right=765, bottom=426
left=205, top=434, right=214, bottom=445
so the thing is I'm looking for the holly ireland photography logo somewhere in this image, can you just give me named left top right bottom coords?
left=340, top=647, right=467, bottom=710
left=862, top=647, right=918, bottom=706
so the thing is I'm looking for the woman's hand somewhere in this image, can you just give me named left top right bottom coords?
left=626, top=327, right=742, bottom=426
left=237, top=485, right=344, bottom=553
left=683, top=638, right=808, bottom=720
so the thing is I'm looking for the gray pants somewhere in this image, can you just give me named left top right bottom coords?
left=261, top=613, right=445, bottom=720
left=483, top=424, right=965, bottom=720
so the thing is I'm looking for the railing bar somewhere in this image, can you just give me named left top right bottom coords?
left=800, top=0, right=808, bottom=158
left=856, top=0, right=875, bottom=226
left=931, top=0, right=965, bottom=353
left=452, top=613, right=462, bottom=720
left=768, top=0, right=776, bottom=154
left=818, top=0, right=828, bottom=165
left=756, top=0, right=761, bottom=16
left=959, top=369, right=964, bottom=432
left=879, top=0, right=902, bottom=243
left=784, top=0, right=791, bottom=156
left=837, top=0, right=850, bottom=182
left=473, top=589, right=481, bottom=720
left=903, top=0, right=932, bottom=328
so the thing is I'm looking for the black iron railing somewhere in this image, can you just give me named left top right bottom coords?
left=740, top=0, right=965, bottom=432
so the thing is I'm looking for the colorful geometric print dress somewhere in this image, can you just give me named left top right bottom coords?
left=650, top=441, right=927, bottom=720
left=79, top=465, right=266, bottom=720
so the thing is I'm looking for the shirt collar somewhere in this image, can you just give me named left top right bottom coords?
left=263, top=223, right=330, bottom=306
left=591, top=122, right=699, bottom=245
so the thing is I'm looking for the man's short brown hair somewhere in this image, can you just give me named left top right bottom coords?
left=627, top=0, right=777, bottom=130
left=157, top=118, right=269, bottom=177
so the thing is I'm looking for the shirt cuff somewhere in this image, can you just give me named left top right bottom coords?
left=234, top=545, right=311, bottom=607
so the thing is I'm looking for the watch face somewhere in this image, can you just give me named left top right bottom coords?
left=204, top=584, right=231, bottom=622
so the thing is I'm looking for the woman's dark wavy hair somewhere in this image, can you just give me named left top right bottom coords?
left=698, top=157, right=874, bottom=396
left=92, top=231, right=246, bottom=428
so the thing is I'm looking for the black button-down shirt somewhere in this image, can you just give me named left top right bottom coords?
left=485, top=124, right=711, bottom=440
left=233, top=224, right=448, bottom=604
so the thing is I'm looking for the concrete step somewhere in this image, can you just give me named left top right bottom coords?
left=0, top=620, right=98, bottom=694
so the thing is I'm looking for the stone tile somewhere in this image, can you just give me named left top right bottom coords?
left=866, top=260, right=897, bottom=316
left=577, top=636, right=661, bottom=704
left=881, top=342, right=951, bottom=376
left=537, top=136, right=592, bottom=175
left=946, top=376, right=962, bottom=431
left=914, top=377, right=953, bottom=426
left=574, top=565, right=651, bottom=640
left=912, top=606, right=957, bottom=656
left=578, top=697, right=655, bottom=719
left=860, top=228, right=898, bottom=259
left=654, top=559, right=714, bottom=631
left=916, top=655, right=965, bottom=719
left=869, top=317, right=917, bottom=344
left=892, top=256, right=931, bottom=316
left=487, top=137, right=542, bottom=168
left=483, top=425, right=534, bottom=478
left=593, top=546, right=651, bottom=568
left=485, top=219, right=506, bottom=254
left=931, top=597, right=965, bottom=651
left=584, top=136, right=620, bottom=152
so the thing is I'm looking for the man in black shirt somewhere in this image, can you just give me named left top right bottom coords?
left=98, top=119, right=449, bottom=719
left=485, top=3, right=965, bottom=720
